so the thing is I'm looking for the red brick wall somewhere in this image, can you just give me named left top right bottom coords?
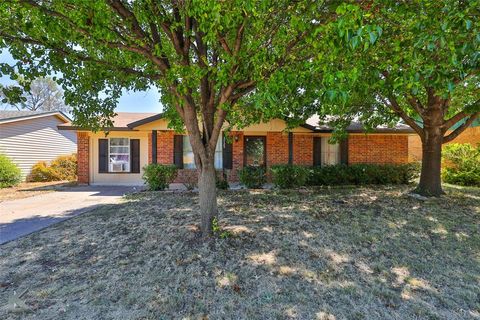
left=408, top=126, right=480, bottom=162
left=157, top=131, right=175, bottom=164
left=230, top=131, right=244, bottom=181
left=148, top=131, right=175, bottom=165
left=266, top=132, right=289, bottom=166
left=293, top=134, right=313, bottom=166
left=147, top=132, right=152, bottom=163
left=348, top=134, right=409, bottom=164
left=77, top=132, right=89, bottom=184
left=145, top=131, right=409, bottom=183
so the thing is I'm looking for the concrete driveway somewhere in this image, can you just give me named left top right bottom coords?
left=0, top=185, right=138, bottom=244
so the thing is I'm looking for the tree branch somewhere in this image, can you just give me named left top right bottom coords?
left=443, top=112, right=479, bottom=143
left=443, top=98, right=480, bottom=130
left=107, top=0, right=149, bottom=42
left=404, top=94, right=424, bottom=116
left=0, top=33, right=161, bottom=81
left=381, top=95, right=425, bottom=139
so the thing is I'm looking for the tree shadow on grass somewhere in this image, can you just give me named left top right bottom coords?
left=0, top=186, right=478, bottom=319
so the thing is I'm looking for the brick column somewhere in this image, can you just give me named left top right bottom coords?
left=77, top=132, right=90, bottom=184
left=157, top=131, right=175, bottom=164
left=230, top=131, right=244, bottom=181
left=292, top=134, right=313, bottom=165
left=266, top=132, right=289, bottom=167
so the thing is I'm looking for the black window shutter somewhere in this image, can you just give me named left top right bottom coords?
left=340, top=137, right=349, bottom=165
left=223, top=135, right=233, bottom=169
left=173, top=135, right=184, bottom=168
left=130, top=139, right=140, bottom=173
left=151, top=130, right=157, bottom=164
left=99, top=139, right=108, bottom=173
left=313, top=137, right=322, bottom=166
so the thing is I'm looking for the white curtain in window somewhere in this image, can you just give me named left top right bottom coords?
left=183, top=137, right=223, bottom=169
left=321, top=138, right=340, bottom=165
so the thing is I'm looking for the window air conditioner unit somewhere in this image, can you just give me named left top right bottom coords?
left=111, top=163, right=125, bottom=172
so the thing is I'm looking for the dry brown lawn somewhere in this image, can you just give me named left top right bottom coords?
left=0, top=181, right=76, bottom=202
left=0, top=185, right=479, bottom=319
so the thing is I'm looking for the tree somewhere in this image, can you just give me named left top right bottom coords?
left=0, top=0, right=339, bottom=236
left=1, top=76, right=70, bottom=112
left=301, top=1, right=480, bottom=196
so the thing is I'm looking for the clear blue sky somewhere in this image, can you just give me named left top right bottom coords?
left=0, top=50, right=163, bottom=113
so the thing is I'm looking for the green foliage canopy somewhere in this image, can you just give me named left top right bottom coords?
left=0, top=0, right=339, bottom=133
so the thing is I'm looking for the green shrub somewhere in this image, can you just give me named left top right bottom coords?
left=270, top=164, right=309, bottom=189
left=442, top=143, right=480, bottom=186
left=238, top=166, right=266, bottom=188
left=0, top=154, right=22, bottom=188
left=142, top=164, right=178, bottom=190
left=307, top=163, right=419, bottom=186
left=216, top=173, right=229, bottom=190
left=28, top=154, right=77, bottom=182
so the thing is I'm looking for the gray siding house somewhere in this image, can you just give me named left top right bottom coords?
left=0, top=111, right=77, bottom=179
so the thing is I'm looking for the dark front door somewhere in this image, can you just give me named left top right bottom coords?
left=244, top=136, right=266, bottom=167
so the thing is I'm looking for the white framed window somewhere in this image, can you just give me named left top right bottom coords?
left=109, top=138, right=130, bottom=172
left=321, top=138, right=340, bottom=165
left=183, top=136, right=223, bottom=169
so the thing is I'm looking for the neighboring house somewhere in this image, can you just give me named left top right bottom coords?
left=0, top=110, right=77, bottom=179
left=59, top=112, right=414, bottom=186
left=408, top=119, right=480, bottom=162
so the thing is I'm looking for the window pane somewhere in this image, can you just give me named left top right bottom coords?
left=321, top=138, right=340, bottom=165
left=110, top=138, right=129, bottom=146
left=245, top=137, right=265, bottom=167
left=214, top=137, right=223, bottom=169
left=214, top=150, right=223, bottom=169
left=183, top=137, right=195, bottom=168
left=183, top=136, right=223, bottom=169
left=183, top=151, right=195, bottom=169
left=110, top=146, right=129, bottom=154
left=109, top=138, right=130, bottom=172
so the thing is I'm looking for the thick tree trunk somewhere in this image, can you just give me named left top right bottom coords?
left=198, top=159, right=218, bottom=237
left=416, top=127, right=445, bottom=196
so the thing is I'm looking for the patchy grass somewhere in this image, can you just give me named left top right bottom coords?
left=0, top=181, right=76, bottom=202
left=0, top=185, right=478, bottom=319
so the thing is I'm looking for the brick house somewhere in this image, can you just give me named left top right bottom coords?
left=59, top=113, right=414, bottom=186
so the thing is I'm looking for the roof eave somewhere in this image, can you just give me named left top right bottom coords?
left=57, top=125, right=136, bottom=131
left=127, top=113, right=165, bottom=129
left=0, top=111, right=71, bottom=124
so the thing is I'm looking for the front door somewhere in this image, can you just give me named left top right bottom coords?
left=244, top=136, right=266, bottom=167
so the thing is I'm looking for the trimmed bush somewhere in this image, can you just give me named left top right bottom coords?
left=50, top=154, right=77, bottom=181
left=307, top=163, right=419, bottom=186
left=270, top=164, right=309, bottom=189
left=238, top=166, right=266, bottom=188
left=142, top=164, right=178, bottom=190
left=28, top=154, right=77, bottom=182
left=29, top=161, right=60, bottom=182
left=216, top=173, right=229, bottom=190
left=442, top=143, right=480, bottom=186
left=0, top=154, right=22, bottom=188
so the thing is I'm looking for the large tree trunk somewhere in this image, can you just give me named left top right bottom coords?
left=198, top=159, right=218, bottom=237
left=416, top=125, right=445, bottom=197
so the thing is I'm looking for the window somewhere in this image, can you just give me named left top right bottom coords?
left=321, top=138, right=340, bottom=165
left=183, top=136, right=223, bottom=169
left=109, top=138, right=130, bottom=172
left=244, top=136, right=266, bottom=167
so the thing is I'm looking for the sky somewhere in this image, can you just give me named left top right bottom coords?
left=0, top=50, right=163, bottom=113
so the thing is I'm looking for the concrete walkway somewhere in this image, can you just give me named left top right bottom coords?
left=0, top=185, right=138, bottom=244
